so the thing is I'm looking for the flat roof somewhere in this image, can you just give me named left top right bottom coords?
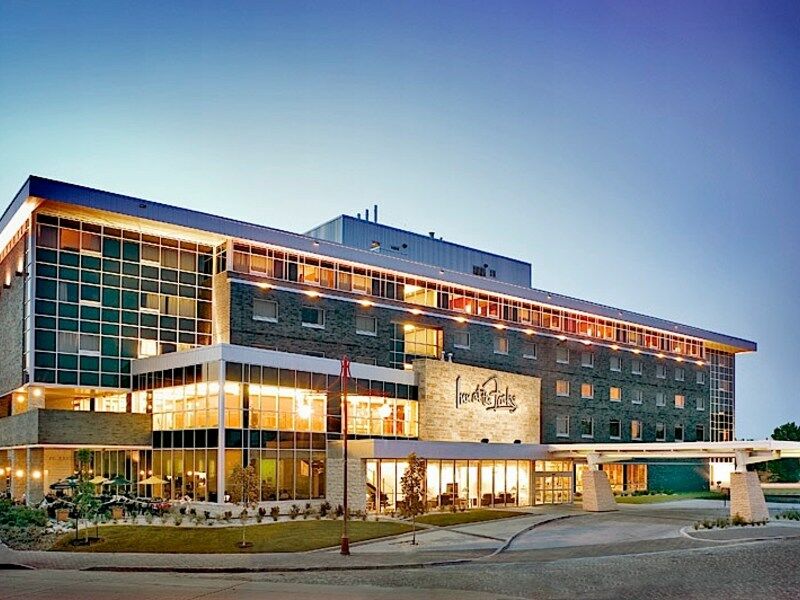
left=2, top=176, right=756, bottom=352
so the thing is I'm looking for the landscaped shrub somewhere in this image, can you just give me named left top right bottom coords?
left=0, top=501, right=48, bottom=528
left=303, top=503, right=312, bottom=519
left=777, top=510, right=800, bottom=521
left=270, top=506, right=280, bottom=521
left=319, top=501, right=331, bottom=518
left=334, top=504, right=344, bottom=519
left=174, top=514, right=184, bottom=526
left=144, top=512, right=154, bottom=524
left=289, top=504, right=300, bottom=520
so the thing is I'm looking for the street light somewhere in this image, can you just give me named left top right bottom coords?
left=340, top=356, right=352, bottom=556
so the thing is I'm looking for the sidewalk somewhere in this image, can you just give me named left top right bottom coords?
left=0, top=511, right=574, bottom=573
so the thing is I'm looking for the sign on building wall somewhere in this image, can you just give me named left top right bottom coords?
left=415, top=360, right=540, bottom=444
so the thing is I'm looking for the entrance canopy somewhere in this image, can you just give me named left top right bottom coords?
left=332, top=439, right=800, bottom=469
left=546, top=440, right=800, bottom=468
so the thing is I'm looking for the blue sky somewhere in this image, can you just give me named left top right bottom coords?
left=1, top=1, right=798, bottom=438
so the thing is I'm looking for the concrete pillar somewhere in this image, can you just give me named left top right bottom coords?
left=729, top=471, right=769, bottom=522
left=582, top=469, right=618, bottom=512
left=26, top=448, right=45, bottom=506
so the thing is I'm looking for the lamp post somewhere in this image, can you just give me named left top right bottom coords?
left=340, top=356, right=351, bottom=556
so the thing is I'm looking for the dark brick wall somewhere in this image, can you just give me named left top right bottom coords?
left=229, top=282, right=711, bottom=445
left=0, top=238, right=26, bottom=396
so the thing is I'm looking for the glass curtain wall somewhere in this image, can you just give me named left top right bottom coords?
left=365, top=459, right=546, bottom=513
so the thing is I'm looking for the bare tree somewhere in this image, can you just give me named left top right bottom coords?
left=399, top=453, right=426, bottom=545
left=229, top=463, right=259, bottom=548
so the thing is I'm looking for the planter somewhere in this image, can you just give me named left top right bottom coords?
left=111, top=506, right=124, bottom=520
left=55, top=508, right=71, bottom=522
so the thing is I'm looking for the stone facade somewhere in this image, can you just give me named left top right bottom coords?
left=582, top=469, right=618, bottom=512
left=227, top=281, right=711, bottom=446
left=326, top=456, right=367, bottom=513
left=0, top=409, right=151, bottom=447
left=0, top=237, right=26, bottom=396
left=729, top=471, right=769, bottom=522
left=414, top=359, right=540, bottom=443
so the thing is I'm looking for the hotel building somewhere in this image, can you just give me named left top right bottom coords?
left=0, top=177, right=756, bottom=512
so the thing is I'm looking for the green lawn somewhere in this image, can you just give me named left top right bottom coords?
left=51, top=520, right=412, bottom=553
left=615, top=491, right=726, bottom=504
left=415, top=509, right=523, bottom=527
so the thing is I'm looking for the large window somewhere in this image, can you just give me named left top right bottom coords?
left=609, top=419, right=621, bottom=439
left=581, top=383, right=594, bottom=399
left=494, top=336, right=509, bottom=355
left=675, top=424, right=684, bottom=442
left=675, top=394, right=686, bottom=409
left=631, top=420, right=642, bottom=440
left=610, top=355, right=622, bottom=372
left=556, top=380, right=570, bottom=397
left=453, top=331, right=470, bottom=349
left=609, top=386, right=621, bottom=402
left=33, top=214, right=214, bottom=388
left=391, top=324, right=442, bottom=368
left=656, top=391, right=666, bottom=407
left=656, top=422, right=666, bottom=441
left=581, top=351, right=594, bottom=368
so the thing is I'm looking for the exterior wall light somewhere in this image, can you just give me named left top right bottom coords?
left=32, top=470, right=41, bottom=480
left=15, top=469, right=24, bottom=478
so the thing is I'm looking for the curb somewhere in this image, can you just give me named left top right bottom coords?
left=483, top=513, right=587, bottom=559
left=679, top=525, right=800, bottom=544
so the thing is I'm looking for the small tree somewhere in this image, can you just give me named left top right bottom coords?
left=229, top=463, right=259, bottom=548
left=73, top=449, right=100, bottom=543
left=767, top=422, right=800, bottom=482
left=399, top=453, right=426, bottom=545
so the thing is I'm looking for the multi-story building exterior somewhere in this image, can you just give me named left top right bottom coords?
left=0, top=177, right=755, bottom=510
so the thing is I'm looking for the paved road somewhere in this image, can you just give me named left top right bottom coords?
left=2, top=537, right=798, bottom=599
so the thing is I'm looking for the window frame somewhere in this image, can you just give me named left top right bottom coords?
left=580, top=417, right=594, bottom=439
left=355, top=314, right=378, bottom=337
left=453, top=330, right=471, bottom=350
left=581, top=382, right=594, bottom=399
left=556, top=379, right=570, bottom=397
left=631, top=419, right=642, bottom=441
left=493, top=336, right=509, bottom=355
left=581, top=351, right=594, bottom=368
left=556, top=346, right=570, bottom=365
left=252, top=299, right=278, bottom=323
left=609, top=386, right=622, bottom=402
left=301, top=306, right=325, bottom=329
left=556, top=415, right=570, bottom=438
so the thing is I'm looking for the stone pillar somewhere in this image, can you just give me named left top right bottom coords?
left=26, top=448, right=45, bottom=505
left=9, top=449, right=24, bottom=500
left=582, top=469, right=618, bottom=512
left=729, top=471, right=769, bottom=522
left=326, top=457, right=367, bottom=514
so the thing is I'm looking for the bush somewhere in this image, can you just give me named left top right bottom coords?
left=204, top=510, right=211, bottom=521
left=289, top=504, right=300, bottom=520
left=144, top=513, right=154, bottom=525
left=270, top=506, right=280, bottom=521
left=303, top=503, right=312, bottom=519
left=334, top=504, right=344, bottom=519
left=179, top=507, right=187, bottom=516
left=319, top=501, right=331, bottom=518
left=174, top=514, right=184, bottom=526
left=258, top=507, right=267, bottom=518
left=0, top=501, right=48, bottom=528
left=731, top=513, right=746, bottom=527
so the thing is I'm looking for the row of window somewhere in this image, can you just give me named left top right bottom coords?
left=556, top=416, right=704, bottom=441
left=555, top=380, right=705, bottom=409
left=558, top=348, right=705, bottom=383
left=229, top=241, right=706, bottom=358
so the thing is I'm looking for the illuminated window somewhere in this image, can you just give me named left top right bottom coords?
left=60, top=228, right=81, bottom=251
left=556, top=380, right=570, bottom=397
left=610, top=356, right=622, bottom=372
left=656, top=364, right=667, bottom=379
left=609, top=386, right=621, bottom=402
left=675, top=367, right=685, bottom=382
left=253, top=299, right=278, bottom=322
left=556, top=415, right=569, bottom=438
left=581, top=351, right=594, bottom=368
left=656, top=391, right=666, bottom=407
left=494, top=336, right=508, bottom=355
left=631, top=359, right=642, bottom=375
left=674, top=394, right=685, bottom=409
left=355, top=315, right=377, bottom=336
left=631, top=420, right=642, bottom=441
left=301, top=306, right=325, bottom=328
left=81, top=232, right=101, bottom=253
left=655, top=422, right=666, bottom=441
left=453, top=331, right=470, bottom=349
left=556, top=347, right=569, bottom=364
left=580, top=417, right=594, bottom=438
left=609, top=419, right=621, bottom=439
left=581, top=383, right=594, bottom=399
left=138, top=339, right=159, bottom=358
